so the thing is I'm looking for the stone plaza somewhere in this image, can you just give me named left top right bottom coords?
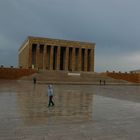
left=0, top=80, right=140, bottom=140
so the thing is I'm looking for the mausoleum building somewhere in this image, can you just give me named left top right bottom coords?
left=19, top=36, right=95, bottom=72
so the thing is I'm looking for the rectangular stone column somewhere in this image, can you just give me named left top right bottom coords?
left=36, top=44, right=40, bottom=70
left=39, top=45, right=44, bottom=69
left=78, top=48, right=82, bottom=71
left=84, top=49, right=88, bottom=71
left=50, top=46, right=54, bottom=70
left=72, top=47, right=75, bottom=71
left=28, top=43, right=32, bottom=68
left=53, top=46, right=58, bottom=70
left=46, top=45, right=50, bottom=70
left=43, top=45, right=47, bottom=70
left=65, top=47, right=69, bottom=71
left=90, top=49, right=94, bottom=72
left=57, top=46, right=60, bottom=70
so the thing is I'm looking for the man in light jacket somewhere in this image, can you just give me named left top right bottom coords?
left=48, top=84, right=54, bottom=107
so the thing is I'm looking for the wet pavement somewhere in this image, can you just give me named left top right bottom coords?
left=0, top=80, right=140, bottom=140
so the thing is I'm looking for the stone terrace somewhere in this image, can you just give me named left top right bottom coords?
left=20, top=70, right=130, bottom=85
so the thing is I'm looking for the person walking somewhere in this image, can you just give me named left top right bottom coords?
left=47, top=84, right=54, bottom=107
left=99, top=80, right=102, bottom=85
left=33, top=77, right=37, bottom=84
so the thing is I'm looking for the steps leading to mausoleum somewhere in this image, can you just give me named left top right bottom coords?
left=20, top=70, right=130, bottom=84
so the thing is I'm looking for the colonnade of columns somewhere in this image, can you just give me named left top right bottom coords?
left=30, top=43, right=94, bottom=72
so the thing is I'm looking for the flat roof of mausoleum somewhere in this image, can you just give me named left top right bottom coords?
left=19, top=36, right=95, bottom=51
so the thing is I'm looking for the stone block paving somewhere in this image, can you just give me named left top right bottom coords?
left=0, top=80, right=140, bottom=140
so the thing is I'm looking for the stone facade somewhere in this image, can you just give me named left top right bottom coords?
left=19, top=36, right=95, bottom=72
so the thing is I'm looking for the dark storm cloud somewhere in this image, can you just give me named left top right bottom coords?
left=0, top=0, right=140, bottom=71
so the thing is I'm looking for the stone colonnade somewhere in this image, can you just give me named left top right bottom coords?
left=30, top=43, right=94, bottom=72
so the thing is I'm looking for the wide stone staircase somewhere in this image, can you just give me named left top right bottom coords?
left=20, top=70, right=130, bottom=85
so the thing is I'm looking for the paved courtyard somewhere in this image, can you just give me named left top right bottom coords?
left=0, top=80, right=140, bottom=140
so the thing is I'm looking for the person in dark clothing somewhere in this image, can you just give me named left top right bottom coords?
left=100, top=80, right=102, bottom=85
left=33, top=77, right=37, bottom=84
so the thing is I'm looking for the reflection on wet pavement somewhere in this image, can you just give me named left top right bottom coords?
left=18, top=85, right=93, bottom=125
left=0, top=81, right=140, bottom=139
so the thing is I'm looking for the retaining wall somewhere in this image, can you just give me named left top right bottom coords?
left=0, top=67, right=37, bottom=79
left=106, top=72, right=140, bottom=83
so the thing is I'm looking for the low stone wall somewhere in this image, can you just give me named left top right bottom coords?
left=0, top=67, right=37, bottom=79
left=105, top=71, right=140, bottom=83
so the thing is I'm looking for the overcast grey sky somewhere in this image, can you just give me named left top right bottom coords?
left=0, top=0, right=140, bottom=72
